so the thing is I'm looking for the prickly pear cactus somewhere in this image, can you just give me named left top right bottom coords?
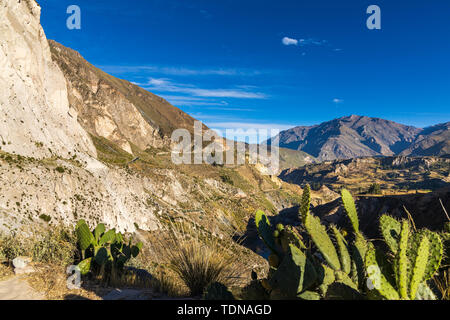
left=299, top=185, right=311, bottom=223
left=75, top=220, right=144, bottom=278
left=304, top=211, right=341, bottom=271
left=379, top=215, right=401, bottom=254
left=255, top=210, right=278, bottom=255
left=366, top=218, right=443, bottom=300
left=340, top=189, right=359, bottom=233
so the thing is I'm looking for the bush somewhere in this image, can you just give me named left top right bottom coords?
left=55, top=166, right=65, bottom=173
left=0, top=227, right=77, bottom=266
left=367, top=183, right=382, bottom=195
left=0, top=233, right=29, bottom=261
left=39, top=214, right=52, bottom=222
left=219, top=173, right=234, bottom=185
left=32, top=227, right=78, bottom=266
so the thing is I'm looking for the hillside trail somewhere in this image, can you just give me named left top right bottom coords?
left=0, top=276, right=45, bottom=300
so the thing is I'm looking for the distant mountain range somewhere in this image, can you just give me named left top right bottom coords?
left=268, top=115, right=450, bottom=161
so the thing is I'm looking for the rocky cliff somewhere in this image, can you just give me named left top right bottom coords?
left=0, top=0, right=96, bottom=160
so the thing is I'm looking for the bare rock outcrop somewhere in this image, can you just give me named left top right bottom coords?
left=0, top=0, right=97, bottom=160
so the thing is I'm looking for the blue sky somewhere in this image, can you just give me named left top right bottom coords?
left=40, top=0, right=450, bottom=136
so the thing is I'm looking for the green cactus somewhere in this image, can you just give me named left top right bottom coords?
left=299, top=185, right=311, bottom=223
left=75, top=220, right=94, bottom=258
left=279, top=225, right=306, bottom=251
left=302, top=188, right=372, bottom=295
left=366, top=218, right=443, bottom=300
left=340, top=189, right=359, bottom=233
left=255, top=210, right=278, bottom=255
left=331, top=226, right=351, bottom=275
left=74, top=220, right=143, bottom=279
left=304, top=212, right=341, bottom=271
left=379, top=215, right=401, bottom=254
left=255, top=188, right=367, bottom=300
left=268, top=244, right=317, bottom=299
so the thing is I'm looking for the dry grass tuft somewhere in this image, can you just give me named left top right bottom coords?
left=149, top=217, right=250, bottom=297
left=434, top=268, right=450, bottom=300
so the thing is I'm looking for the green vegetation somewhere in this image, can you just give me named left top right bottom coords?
left=219, top=173, right=234, bottom=185
left=244, top=186, right=447, bottom=300
left=39, top=214, right=51, bottom=223
left=55, top=166, right=65, bottom=173
left=366, top=217, right=442, bottom=299
left=75, top=220, right=143, bottom=284
left=367, top=183, right=382, bottom=195
left=90, top=134, right=133, bottom=165
left=0, top=227, right=77, bottom=266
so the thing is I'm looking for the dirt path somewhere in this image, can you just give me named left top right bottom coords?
left=0, top=276, right=45, bottom=300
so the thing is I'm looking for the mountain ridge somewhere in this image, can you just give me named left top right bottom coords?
left=268, top=115, right=449, bottom=161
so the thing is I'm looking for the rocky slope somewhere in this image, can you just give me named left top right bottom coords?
left=0, top=0, right=96, bottom=160
left=48, top=40, right=202, bottom=154
left=401, top=122, right=450, bottom=157
left=279, top=155, right=450, bottom=195
left=268, top=115, right=449, bottom=161
left=0, top=0, right=307, bottom=242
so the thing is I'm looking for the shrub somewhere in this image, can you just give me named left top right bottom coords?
left=55, top=166, right=65, bottom=173
left=0, top=227, right=77, bottom=266
left=32, top=227, right=78, bottom=266
left=39, top=214, right=52, bottom=222
left=0, top=233, right=29, bottom=261
left=219, top=173, right=233, bottom=185
left=367, top=183, right=382, bottom=195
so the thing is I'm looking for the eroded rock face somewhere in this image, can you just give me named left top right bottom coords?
left=0, top=0, right=161, bottom=233
left=0, top=0, right=97, bottom=160
left=48, top=41, right=166, bottom=153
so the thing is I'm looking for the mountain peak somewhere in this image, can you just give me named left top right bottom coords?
left=268, top=116, right=448, bottom=161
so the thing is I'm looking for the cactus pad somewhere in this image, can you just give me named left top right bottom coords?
left=304, top=213, right=341, bottom=271
left=379, top=215, right=401, bottom=254
left=340, top=188, right=359, bottom=233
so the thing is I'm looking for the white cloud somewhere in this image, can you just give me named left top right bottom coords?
left=282, top=37, right=299, bottom=46
left=144, top=78, right=267, bottom=99
left=148, top=78, right=170, bottom=86
left=333, top=98, right=344, bottom=104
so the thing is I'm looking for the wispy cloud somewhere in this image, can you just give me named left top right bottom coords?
left=298, top=38, right=328, bottom=47
left=281, top=36, right=342, bottom=52
left=333, top=98, right=344, bottom=104
left=160, top=95, right=229, bottom=107
left=99, top=65, right=263, bottom=77
left=143, top=78, right=267, bottom=99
